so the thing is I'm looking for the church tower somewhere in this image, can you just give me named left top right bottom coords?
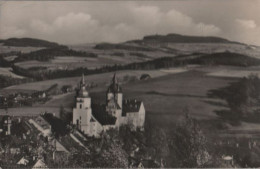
left=73, top=74, right=92, bottom=134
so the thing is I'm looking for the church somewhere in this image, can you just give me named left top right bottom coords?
left=72, top=73, right=145, bottom=137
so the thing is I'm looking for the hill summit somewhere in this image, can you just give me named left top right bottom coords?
left=129, top=33, right=241, bottom=44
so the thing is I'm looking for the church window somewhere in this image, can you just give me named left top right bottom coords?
left=80, top=104, right=82, bottom=109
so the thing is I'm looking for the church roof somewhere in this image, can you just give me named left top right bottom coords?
left=92, top=104, right=117, bottom=125
left=122, top=99, right=142, bottom=116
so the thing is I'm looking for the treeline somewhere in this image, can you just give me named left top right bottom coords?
left=14, top=46, right=97, bottom=62
left=95, top=43, right=155, bottom=51
left=11, top=64, right=120, bottom=80
left=0, top=75, right=34, bottom=89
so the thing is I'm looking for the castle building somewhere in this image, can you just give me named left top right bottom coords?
left=72, top=73, right=145, bottom=137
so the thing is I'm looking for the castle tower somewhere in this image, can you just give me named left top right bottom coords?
left=73, top=74, right=92, bottom=134
left=106, top=73, right=123, bottom=108
left=106, top=73, right=123, bottom=126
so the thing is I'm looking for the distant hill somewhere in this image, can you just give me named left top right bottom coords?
left=94, top=33, right=244, bottom=51
left=129, top=33, right=242, bottom=44
left=0, top=38, right=61, bottom=48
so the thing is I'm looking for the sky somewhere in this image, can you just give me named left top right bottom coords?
left=0, top=0, right=260, bottom=45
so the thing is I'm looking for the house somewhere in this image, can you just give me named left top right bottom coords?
left=61, top=85, right=73, bottom=93
left=129, top=158, right=159, bottom=168
left=17, top=157, right=29, bottom=166
left=72, top=73, right=145, bottom=137
left=32, top=159, right=48, bottom=169
left=10, top=147, right=21, bottom=154
left=29, top=116, right=51, bottom=137
left=52, top=139, right=70, bottom=162
left=222, top=155, right=234, bottom=166
left=0, top=115, right=12, bottom=136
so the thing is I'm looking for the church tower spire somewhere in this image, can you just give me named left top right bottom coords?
left=80, top=73, right=85, bottom=87
left=112, top=72, right=117, bottom=86
left=78, top=73, right=89, bottom=97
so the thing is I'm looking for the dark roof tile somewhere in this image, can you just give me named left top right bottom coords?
left=122, top=99, right=142, bottom=116
left=92, top=104, right=117, bottom=125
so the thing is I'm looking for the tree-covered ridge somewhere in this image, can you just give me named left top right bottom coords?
left=94, top=42, right=155, bottom=51
left=0, top=38, right=61, bottom=48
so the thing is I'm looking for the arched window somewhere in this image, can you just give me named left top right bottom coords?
left=80, top=104, right=82, bottom=109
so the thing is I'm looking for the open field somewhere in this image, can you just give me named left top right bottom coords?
left=15, top=56, right=126, bottom=70
left=14, top=49, right=175, bottom=70
left=2, top=68, right=188, bottom=92
left=0, top=107, right=60, bottom=117
left=0, top=43, right=45, bottom=53
left=207, top=69, right=260, bottom=78
left=0, top=67, right=24, bottom=78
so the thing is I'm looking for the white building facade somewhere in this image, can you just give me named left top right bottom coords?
left=72, top=73, right=145, bottom=137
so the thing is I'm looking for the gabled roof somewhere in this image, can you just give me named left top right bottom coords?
left=32, top=159, right=48, bottom=169
left=54, top=139, right=70, bottom=153
left=17, top=157, right=29, bottom=165
left=122, top=99, right=142, bottom=116
left=34, top=116, right=51, bottom=130
left=92, top=104, right=117, bottom=125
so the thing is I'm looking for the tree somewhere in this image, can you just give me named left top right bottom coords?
left=59, top=104, right=65, bottom=119
left=169, top=113, right=210, bottom=167
left=146, top=126, right=169, bottom=164
left=92, top=129, right=129, bottom=168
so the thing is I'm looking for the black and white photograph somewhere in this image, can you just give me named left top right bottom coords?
left=0, top=0, right=260, bottom=168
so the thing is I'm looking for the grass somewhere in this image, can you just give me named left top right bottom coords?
left=3, top=69, right=182, bottom=92
left=0, top=43, right=44, bottom=53
left=0, top=67, right=24, bottom=79
left=85, top=70, right=235, bottom=128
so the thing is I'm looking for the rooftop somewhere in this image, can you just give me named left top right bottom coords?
left=92, top=104, right=117, bottom=125
left=34, top=116, right=51, bottom=130
left=122, top=99, right=142, bottom=116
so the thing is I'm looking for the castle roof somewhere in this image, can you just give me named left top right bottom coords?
left=92, top=104, right=117, bottom=125
left=107, top=73, right=122, bottom=93
left=122, top=99, right=142, bottom=116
